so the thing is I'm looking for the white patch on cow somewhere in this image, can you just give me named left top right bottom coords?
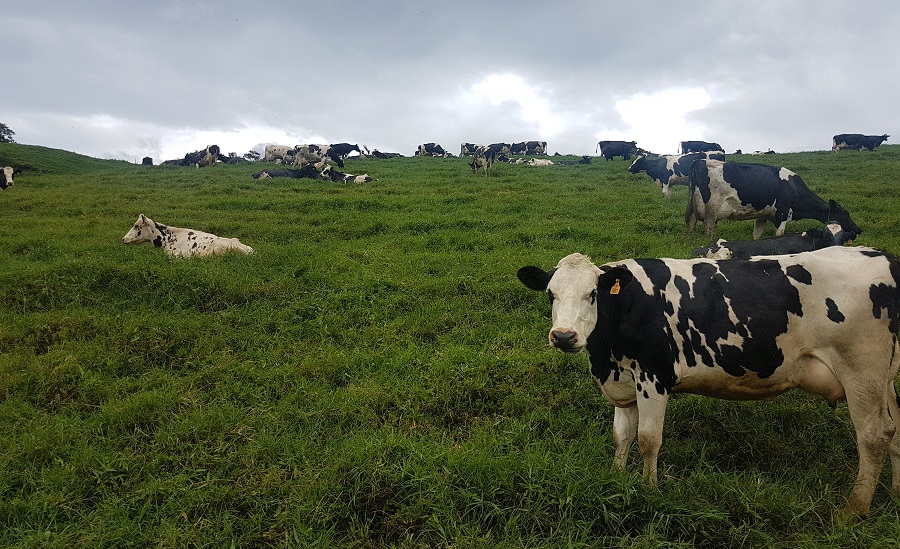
left=122, top=214, right=254, bottom=258
left=545, top=253, right=603, bottom=353
left=778, top=167, right=797, bottom=180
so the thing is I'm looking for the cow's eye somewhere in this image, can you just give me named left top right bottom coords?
left=547, top=290, right=555, bottom=303
left=589, top=289, right=597, bottom=304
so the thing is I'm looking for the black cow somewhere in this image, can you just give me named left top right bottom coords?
left=596, top=140, right=639, bottom=161
left=628, top=151, right=725, bottom=198
left=141, top=157, right=153, bottom=166
left=686, top=159, right=862, bottom=239
left=1, top=166, right=22, bottom=190
left=680, top=140, right=724, bottom=154
left=416, top=143, right=448, bottom=157
left=692, top=221, right=858, bottom=259
left=329, top=143, right=362, bottom=158
left=517, top=247, right=900, bottom=516
left=469, top=145, right=496, bottom=176
left=832, top=134, right=890, bottom=152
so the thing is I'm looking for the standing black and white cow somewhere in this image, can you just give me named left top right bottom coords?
left=486, top=143, right=512, bottom=157
left=628, top=151, right=725, bottom=198
left=416, top=143, right=448, bottom=157
left=329, top=143, right=362, bottom=158
left=264, top=144, right=292, bottom=162
left=288, top=144, right=345, bottom=169
left=1, top=166, right=22, bottom=191
left=692, top=221, right=857, bottom=259
left=460, top=143, right=483, bottom=156
left=686, top=159, right=862, bottom=240
left=832, top=134, right=890, bottom=152
left=518, top=248, right=900, bottom=516
left=680, top=140, right=724, bottom=154
left=469, top=145, right=496, bottom=176
left=596, top=140, right=639, bottom=161
left=510, top=141, right=547, bottom=155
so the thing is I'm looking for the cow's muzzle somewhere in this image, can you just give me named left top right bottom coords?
left=550, top=329, right=582, bottom=353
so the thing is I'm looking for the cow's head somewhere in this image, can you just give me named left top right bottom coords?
left=122, top=214, right=159, bottom=245
left=1, top=167, right=19, bottom=189
left=627, top=155, right=647, bottom=174
left=518, top=253, right=608, bottom=353
left=821, top=221, right=858, bottom=246
left=827, top=199, right=862, bottom=237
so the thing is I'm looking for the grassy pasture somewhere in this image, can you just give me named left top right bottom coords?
left=1, top=142, right=900, bottom=547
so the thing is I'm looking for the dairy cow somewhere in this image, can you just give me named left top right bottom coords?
left=264, top=144, right=292, bottom=162
left=680, top=140, right=724, bottom=154
left=510, top=141, right=547, bottom=155
left=469, top=145, right=496, bottom=176
left=686, top=159, right=861, bottom=239
left=832, top=134, right=889, bottom=152
left=628, top=151, right=725, bottom=198
left=287, top=144, right=345, bottom=169
left=122, top=214, right=254, bottom=257
left=460, top=143, right=483, bottom=156
left=596, top=140, right=639, bottom=161
left=416, top=143, right=448, bottom=157
left=518, top=248, right=900, bottom=515
left=1, top=166, right=22, bottom=190
left=692, top=221, right=857, bottom=259
left=329, top=143, right=362, bottom=158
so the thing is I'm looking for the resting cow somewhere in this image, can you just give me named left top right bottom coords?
left=518, top=248, right=900, bottom=515
left=686, top=159, right=861, bottom=240
left=832, top=134, right=889, bottom=152
left=628, top=151, right=725, bottom=198
left=122, top=214, right=254, bottom=257
left=692, top=222, right=857, bottom=259
left=1, top=166, right=22, bottom=191
left=416, top=143, right=448, bottom=157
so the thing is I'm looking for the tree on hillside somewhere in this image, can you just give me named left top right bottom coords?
left=0, top=123, right=15, bottom=144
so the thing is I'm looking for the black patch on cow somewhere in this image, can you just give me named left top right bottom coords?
left=786, top=264, right=812, bottom=285
left=826, top=298, right=845, bottom=323
left=152, top=236, right=162, bottom=248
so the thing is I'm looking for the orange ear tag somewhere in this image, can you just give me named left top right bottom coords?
left=610, top=279, right=621, bottom=295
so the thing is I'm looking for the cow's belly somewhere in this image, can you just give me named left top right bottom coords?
left=717, top=201, right=776, bottom=221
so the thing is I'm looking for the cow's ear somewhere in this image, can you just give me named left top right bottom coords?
left=517, top=266, right=554, bottom=291
left=598, top=266, right=634, bottom=296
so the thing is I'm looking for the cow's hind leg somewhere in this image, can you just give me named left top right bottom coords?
left=888, top=383, right=900, bottom=498
left=612, top=405, right=638, bottom=471
left=843, top=379, right=896, bottom=515
left=753, top=218, right=768, bottom=240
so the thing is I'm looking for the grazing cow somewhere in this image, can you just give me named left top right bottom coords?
left=680, top=140, right=724, bottom=154
left=329, top=143, right=362, bottom=158
left=1, top=166, right=22, bottom=190
left=510, top=141, right=548, bottom=156
left=518, top=248, right=900, bottom=515
left=596, top=140, right=639, bottom=161
left=122, top=214, right=254, bottom=257
left=628, top=151, right=725, bottom=198
left=460, top=143, right=483, bottom=157
left=469, top=145, right=496, bottom=176
left=686, top=159, right=861, bottom=240
left=416, top=143, right=448, bottom=157
left=692, top=221, right=857, bottom=260
left=832, top=134, right=890, bottom=152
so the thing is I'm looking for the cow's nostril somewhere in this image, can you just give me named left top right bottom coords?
left=551, top=329, right=578, bottom=347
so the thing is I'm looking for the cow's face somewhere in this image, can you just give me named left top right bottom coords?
left=518, top=253, right=602, bottom=352
left=122, top=214, right=155, bottom=244
left=1, top=167, right=16, bottom=189
left=627, top=155, right=647, bottom=174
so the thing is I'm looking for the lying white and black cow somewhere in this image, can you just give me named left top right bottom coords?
left=469, top=145, right=496, bottom=176
left=252, top=165, right=372, bottom=183
left=628, top=151, right=725, bottom=198
left=680, top=140, right=723, bottom=154
left=692, top=222, right=857, bottom=259
left=1, top=166, right=22, bottom=191
left=518, top=248, right=900, bottom=515
left=686, top=159, right=862, bottom=240
left=596, top=140, right=640, bottom=161
left=832, top=133, right=890, bottom=152
left=122, top=214, right=254, bottom=257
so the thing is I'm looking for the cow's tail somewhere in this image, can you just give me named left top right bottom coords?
left=595, top=142, right=600, bottom=153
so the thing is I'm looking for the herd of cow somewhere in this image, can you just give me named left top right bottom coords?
left=4, top=130, right=897, bottom=515
left=517, top=132, right=900, bottom=516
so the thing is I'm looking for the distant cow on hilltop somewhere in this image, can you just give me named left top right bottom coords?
left=832, top=134, right=889, bottom=151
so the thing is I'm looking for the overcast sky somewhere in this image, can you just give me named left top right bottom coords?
left=3, top=1, right=898, bottom=162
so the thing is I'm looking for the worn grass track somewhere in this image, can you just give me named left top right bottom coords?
left=1, top=142, right=900, bottom=547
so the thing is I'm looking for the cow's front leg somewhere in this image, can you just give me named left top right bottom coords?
left=612, top=405, right=638, bottom=470
left=753, top=218, right=768, bottom=240
left=636, top=394, right=669, bottom=484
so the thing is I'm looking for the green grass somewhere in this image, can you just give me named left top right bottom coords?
left=1, top=142, right=900, bottom=547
